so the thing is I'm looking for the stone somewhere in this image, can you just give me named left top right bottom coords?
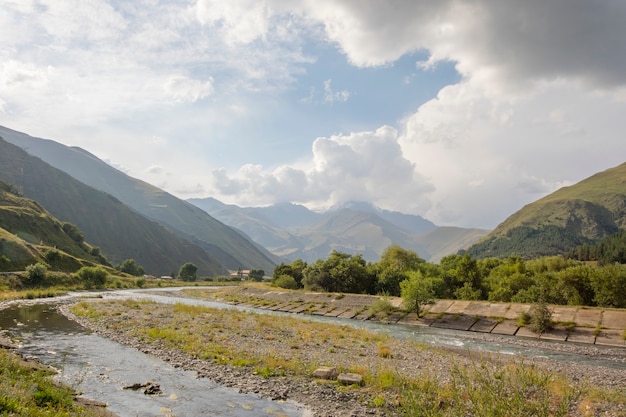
left=311, top=366, right=338, bottom=380
left=337, top=373, right=363, bottom=386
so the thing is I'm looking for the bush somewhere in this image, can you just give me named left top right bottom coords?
left=527, top=300, right=553, bottom=334
left=61, top=222, right=84, bottom=244
left=76, top=266, right=107, bottom=289
left=25, top=262, right=48, bottom=286
left=273, top=274, right=299, bottom=289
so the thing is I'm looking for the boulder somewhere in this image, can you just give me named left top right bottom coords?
left=311, top=366, right=338, bottom=380
left=337, top=373, right=363, bottom=386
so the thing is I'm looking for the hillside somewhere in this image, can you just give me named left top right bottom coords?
left=190, top=198, right=488, bottom=263
left=0, top=125, right=278, bottom=272
left=467, top=161, right=626, bottom=258
left=0, top=137, right=225, bottom=276
left=0, top=181, right=105, bottom=271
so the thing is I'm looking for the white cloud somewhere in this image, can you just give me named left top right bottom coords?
left=210, top=126, right=433, bottom=212
left=195, top=0, right=272, bottom=44
left=165, top=75, right=215, bottom=103
left=398, top=78, right=626, bottom=227
left=323, top=79, right=350, bottom=104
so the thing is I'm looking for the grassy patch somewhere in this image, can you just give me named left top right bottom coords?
left=0, top=349, right=107, bottom=416
left=401, top=359, right=580, bottom=417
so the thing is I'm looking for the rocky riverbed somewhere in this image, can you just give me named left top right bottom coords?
left=58, top=287, right=626, bottom=417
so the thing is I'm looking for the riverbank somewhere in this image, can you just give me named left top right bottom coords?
left=62, top=288, right=626, bottom=417
left=0, top=341, right=116, bottom=416
left=181, top=285, right=626, bottom=348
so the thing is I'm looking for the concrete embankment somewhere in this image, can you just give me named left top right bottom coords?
left=218, top=286, right=626, bottom=348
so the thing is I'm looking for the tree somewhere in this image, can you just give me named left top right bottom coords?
left=116, top=259, right=145, bottom=277
left=302, top=251, right=376, bottom=294
left=178, top=262, right=198, bottom=282
left=272, top=260, right=307, bottom=288
left=591, top=264, right=626, bottom=308
left=248, top=269, right=265, bottom=281
left=375, top=245, right=425, bottom=296
left=400, top=271, right=436, bottom=318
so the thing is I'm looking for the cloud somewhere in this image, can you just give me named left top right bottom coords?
left=210, top=126, right=433, bottom=212
left=165, top=75, right=214, bottom=103
left=295, top=0, right=626, bottom=89
left=323, top=79, right=350, bottom=103
left=398, top=78, right=626, bottom=227
left=195, top=0, right=272, bottom=44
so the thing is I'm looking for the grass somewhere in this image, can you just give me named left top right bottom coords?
left=0, top=349, right=107, bottom=416
left=401, top=358, right=581, bottom=417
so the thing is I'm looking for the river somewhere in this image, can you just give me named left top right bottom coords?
left=0, top=298, right=308, bottom=417
left=0, top=287, right=624, bottom=417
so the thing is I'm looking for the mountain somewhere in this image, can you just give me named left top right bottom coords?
left=0, top=137, right=225, bottom=276
left=0, top=180, right=106, bottom=272
left=467, top=161, right=626, bottom=259
left=329, top=201, right=437, bottom=234
left=189, top=198, right=488, bottom=263
left=0, top=125, right=278, bottom=273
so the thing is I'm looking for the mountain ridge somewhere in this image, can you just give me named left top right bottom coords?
left=467, top=161, right=626, bottom=258
left=0, top=125, right=278, bottom=272
left=0, top=137, right=226, bottom=276
left=189, top=197, right=488, bottom=263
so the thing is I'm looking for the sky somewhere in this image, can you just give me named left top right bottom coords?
left=1, top=0, right=626, bottom=230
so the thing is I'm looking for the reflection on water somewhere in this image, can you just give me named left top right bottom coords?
left=0, top=303, right=306, bottom=417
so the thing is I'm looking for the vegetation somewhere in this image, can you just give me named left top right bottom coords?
left=178, top=262, right=198, bottom=281
left=70, top=299, right=619, bottom=417
left=115, top=258, right=145, bottom=276
left=568, top=230, right=626, bottom=265
left=399, top=271, right=436, bottom=317
left=75, top=266, right=107, bottom=289
left=247, top=268, right=265, bottom=281
left=273, top=247, right=626, bottom=308
left=0, top=348, right=107, bottom=416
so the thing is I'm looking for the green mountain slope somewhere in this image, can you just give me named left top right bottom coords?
left=0, top=125, right=276, bottom=272
left=0, top=138, right=225, bottom=276
left=467, top=161, right=626, bottom=259
left=0, top=181, right=105, bottom=271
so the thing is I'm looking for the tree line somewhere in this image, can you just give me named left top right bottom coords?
left=272, top=245, right=626, bottom=310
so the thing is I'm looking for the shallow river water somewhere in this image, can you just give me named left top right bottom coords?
left=0, top=301, right=308, bottom=417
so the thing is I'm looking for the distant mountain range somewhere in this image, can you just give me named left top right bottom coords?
left=7, top=124, right=619, bottom=270
left=466, top=161, right=626, bottom=258
left=188, top=198, right=488, bottom=263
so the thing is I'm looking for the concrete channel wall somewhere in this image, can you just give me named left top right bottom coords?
left=230, top=287, right=626, bottom=348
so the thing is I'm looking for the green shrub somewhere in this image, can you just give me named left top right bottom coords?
left=273, top=274, right=299, bottom=289
left=25, top=262, right=48, bottom=286
left=76, top=266, right=107, bottom=289
left=527, top=300, right=553, bottom=334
